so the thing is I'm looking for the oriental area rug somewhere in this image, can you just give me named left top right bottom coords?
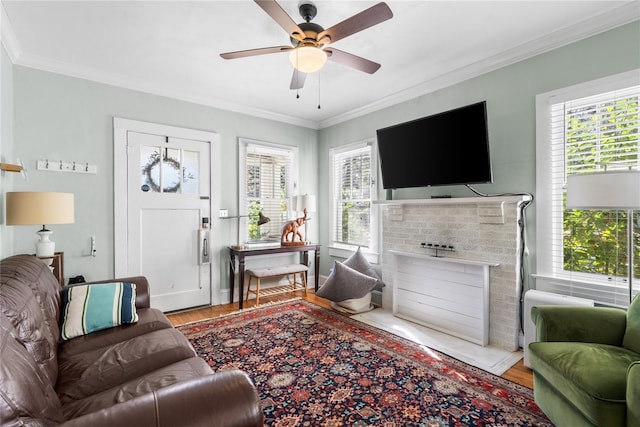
left=177, top=300, right=552, bottom=427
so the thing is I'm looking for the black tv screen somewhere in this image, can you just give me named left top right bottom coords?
left=376, top=101, right=493, bottom=189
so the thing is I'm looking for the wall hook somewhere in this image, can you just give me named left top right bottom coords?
left=36, top=159, right=97, bottom=175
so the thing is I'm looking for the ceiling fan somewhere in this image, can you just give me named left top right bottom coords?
left=220, top=0, right=393, bottom=90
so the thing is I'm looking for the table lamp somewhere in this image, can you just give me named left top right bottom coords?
left=257, top=210, right=271, bottom=226
left=566, top=170, right=640, bottom=303
left=6, top=192, right=75, bottom=264
left=295, top=194, right=316, bottom=244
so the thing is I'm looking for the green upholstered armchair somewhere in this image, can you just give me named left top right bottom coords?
left=529, top=294, right=640, bottom=427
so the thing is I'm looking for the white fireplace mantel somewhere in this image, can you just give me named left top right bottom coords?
left=380, top=193, right=530, bottom=350
left=389, top=250, right=499, bottom=268
left=374, top=195, right=531, bottom=206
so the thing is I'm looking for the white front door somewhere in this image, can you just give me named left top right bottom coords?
left=114, top=118, right=220, bottom=310
left=125, top=131, right=211, bottom=312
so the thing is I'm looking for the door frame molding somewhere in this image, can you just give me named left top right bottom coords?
left=113, top=117, right=221, bottom=304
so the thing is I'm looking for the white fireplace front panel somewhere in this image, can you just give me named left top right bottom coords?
left=390, top=250, right=497, bottom=346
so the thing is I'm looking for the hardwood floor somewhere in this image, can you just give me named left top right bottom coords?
left=167, top=291, right=534, bottom=389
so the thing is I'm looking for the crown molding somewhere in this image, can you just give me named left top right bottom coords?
left=1, top=1, right=317, bottom=129
left=318, top=3, right=640, bottom=129
left=1, top=2, right=21, bottom=63
left=13, top=51, right=320, bottom=129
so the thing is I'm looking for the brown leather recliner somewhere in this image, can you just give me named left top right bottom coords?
left=0, top=254, right=264, bottom=426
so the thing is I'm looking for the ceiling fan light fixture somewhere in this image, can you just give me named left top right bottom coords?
left=289, top=46, right=327, bottom=73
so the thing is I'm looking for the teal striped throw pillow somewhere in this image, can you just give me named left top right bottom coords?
left=60, top=282, right=138, bottom=341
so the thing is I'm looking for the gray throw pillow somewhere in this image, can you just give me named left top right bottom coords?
left=343, top=247, right=385, bottom=291
left=331, top=293, right=373, bottom=314
left=316, top=261, right=379, bottom=302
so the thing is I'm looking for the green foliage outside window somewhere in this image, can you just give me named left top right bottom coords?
left=248, top=201, right=263, bottom=241
left=563, top=95, right=639, bottom=279
left=340, top=201, right=370, bottom=247
left=247, top=199, right=287, bottom=241
left=564, top=209, right=639, bottom=277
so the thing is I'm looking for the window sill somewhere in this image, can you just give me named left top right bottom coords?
left=328, top=245, right=380, bottom=265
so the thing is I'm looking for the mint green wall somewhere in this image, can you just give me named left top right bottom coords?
left=8, top=66, right=318, bottom=285
left=1, top=46, right=14, bottom=259
left=3, top=21, right=639, bottom=291
left=317, top=21, right=640, bottom=275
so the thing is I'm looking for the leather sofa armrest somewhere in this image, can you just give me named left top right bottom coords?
left=628, top=361, right=640, bottom=427
left=531, top=305, right=627, bottom=345
left=82, top=276, right=151, bottom=309
left=59, top=370, right=263, bottom=427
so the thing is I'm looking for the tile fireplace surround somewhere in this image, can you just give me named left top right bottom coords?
left=378, top=195, right=532, bottom=351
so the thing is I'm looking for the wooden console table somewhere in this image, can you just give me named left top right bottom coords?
left=229, top=244, right=320, bottom=309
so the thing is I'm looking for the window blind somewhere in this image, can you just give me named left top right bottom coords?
left=545, top=83, right=639, bottom=306
left=238, top=139, right=297, bottom=243
left=330, top=142, right=376, bottom=249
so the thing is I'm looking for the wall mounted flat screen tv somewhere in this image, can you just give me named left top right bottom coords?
left=376, top=101, right=493, bottom=189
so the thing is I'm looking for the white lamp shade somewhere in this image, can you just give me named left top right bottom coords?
left=289, top=47, right=327, bottom=73
left=296, top=194, right=317, bottom=213
left=566, top=171, right=640, bottom=210
left=6, top=192, right=75, bottom=225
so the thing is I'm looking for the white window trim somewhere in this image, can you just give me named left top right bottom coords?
left=328, top=140, right=380, bottom=264
left=535, top=69, right=640, bottom=307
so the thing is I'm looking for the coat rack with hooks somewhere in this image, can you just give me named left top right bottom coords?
left=37, top=160, right=97, bottom=175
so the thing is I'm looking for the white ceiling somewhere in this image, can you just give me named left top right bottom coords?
left=2, top=1, right=638, bottom=129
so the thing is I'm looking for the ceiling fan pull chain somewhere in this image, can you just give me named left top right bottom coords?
left=317, top=72, right=321, bottom=110
left=296, top=49, right=300, bottom=99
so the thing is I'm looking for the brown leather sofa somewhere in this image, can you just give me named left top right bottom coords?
left=0, top=254, right=264, bottom=426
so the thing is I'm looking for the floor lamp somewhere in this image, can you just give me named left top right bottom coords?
left=567, top=170, right=640, bottom=304
left=6, top=192, right=75, bottom=264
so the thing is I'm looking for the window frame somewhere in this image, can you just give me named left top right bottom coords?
left=238, top=138, right=299, bottom=244
left=328, top=140, right=379, bottom=263
left=535, top=69, right=639, bottom=307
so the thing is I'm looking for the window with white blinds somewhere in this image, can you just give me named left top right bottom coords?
left=536, top=71, right=639, bottom=307
left=238, top=138, right=298, bottom=243
left=330, top=141, right=378, bottom=255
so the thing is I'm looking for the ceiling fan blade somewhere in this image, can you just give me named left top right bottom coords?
left=290, top=69, right=307, bottom=90
left=317, top=2, right=392, bottom=45
left=325, top=48, right=381, bottom=74
left=254, top=0, right=305, bottom=42
left=220, top=46, right=292, bottom=60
